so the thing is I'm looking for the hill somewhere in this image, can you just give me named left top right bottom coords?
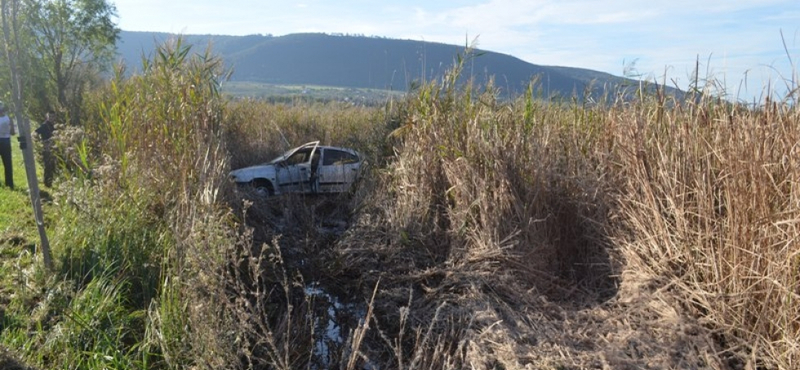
left=116, top=31, right=664, bottom=99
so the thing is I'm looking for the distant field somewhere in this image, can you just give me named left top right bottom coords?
left=222, top=81, right=405, bottom=104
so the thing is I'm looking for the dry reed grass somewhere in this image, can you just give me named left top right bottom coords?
left=290, top=74, right=798, bottom=368
left=612, top=95, right=800, bottom=369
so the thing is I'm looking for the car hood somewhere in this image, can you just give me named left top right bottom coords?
left=229, top=164, right=277, bottom=183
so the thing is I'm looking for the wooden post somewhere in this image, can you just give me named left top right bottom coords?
left=1, top=0, right=52, bottom=270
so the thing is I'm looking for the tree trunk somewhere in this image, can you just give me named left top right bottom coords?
left=1, top=0, right=53, bottom=270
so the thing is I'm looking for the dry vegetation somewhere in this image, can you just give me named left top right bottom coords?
left=1, top=41, right=798, bottom=370
left=219, top=56, right=799, bottom=368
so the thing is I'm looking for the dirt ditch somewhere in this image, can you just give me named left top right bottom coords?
left=231, top=190, right=722, bottom=369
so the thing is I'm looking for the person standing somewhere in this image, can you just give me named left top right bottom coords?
left=0, top=102, right=15, bottom=189
left=35, top=111, right=56, bottom=187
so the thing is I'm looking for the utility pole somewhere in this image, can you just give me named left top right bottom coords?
left=1, top=0, right=52, bottom=270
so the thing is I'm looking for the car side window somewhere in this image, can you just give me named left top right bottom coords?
left=322, top=149, right=358, bottom=166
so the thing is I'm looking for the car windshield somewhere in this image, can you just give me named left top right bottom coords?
left=267, top=141, right=319, bottom=165
left=268, top=149, right=294, bottom=164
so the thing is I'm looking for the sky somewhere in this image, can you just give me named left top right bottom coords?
left=112, top=0, right=799, bottom=102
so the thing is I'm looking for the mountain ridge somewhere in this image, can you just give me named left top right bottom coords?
left=116, top=31, right=668, bottom=99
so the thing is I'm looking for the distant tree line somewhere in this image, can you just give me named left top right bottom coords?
left=328, top=32, right=390, bottom=39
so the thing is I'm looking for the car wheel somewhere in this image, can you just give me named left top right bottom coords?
left=248, top=179, right=274, bottom=198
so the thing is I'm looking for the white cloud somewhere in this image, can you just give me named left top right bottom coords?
left=401, top=0, right=797, bottom=88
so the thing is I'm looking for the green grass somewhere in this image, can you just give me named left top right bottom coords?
left=0, top=137, right=59, bottom=250
left=0, top=141, right=52, bottom=369
left=0, top=143, right=37, bottom=234
left=0, top=141, right=52, bottom=285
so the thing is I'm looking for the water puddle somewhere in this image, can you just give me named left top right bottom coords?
left=305, top=284, right=369, bottom=369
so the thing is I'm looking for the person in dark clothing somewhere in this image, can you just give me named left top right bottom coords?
left=35, top=111, right=56, bottom=187
left=0, top=102, right=15, bottom=189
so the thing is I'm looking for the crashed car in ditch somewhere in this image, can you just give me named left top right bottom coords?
left=230, top=141, right=363, bottom=197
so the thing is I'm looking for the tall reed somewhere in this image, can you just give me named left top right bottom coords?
left=613, top=91, right=800, bottom=368
left=331, top=52, right=621, bottom=368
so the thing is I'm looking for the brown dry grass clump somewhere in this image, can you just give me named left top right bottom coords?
left=613, top=96, right=800, bottom=369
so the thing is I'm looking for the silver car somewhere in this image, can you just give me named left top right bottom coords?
left=230, top=141, right=363, bottom=197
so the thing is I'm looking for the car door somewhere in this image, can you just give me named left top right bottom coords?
left=276, top=147, right=314, bottom=193
left=317, top=148, right=360, bottom=193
